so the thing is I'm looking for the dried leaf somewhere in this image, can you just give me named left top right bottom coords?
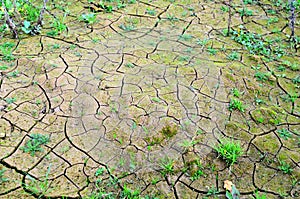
left=224, top=180, right=233, bottom=192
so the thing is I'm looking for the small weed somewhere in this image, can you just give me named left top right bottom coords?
left=5, top=97, right=17, bottom=104
left=280, top=93, right=298, bottom=103
left=276, top=128, right=292, bottom=140
left=214, top=139, right=243, bottom=166
left=0, top=65, right=9, bottom=70
left=238, top=8, right=253, bottom=17
left=0, top=42, right=15, bottom=61
left=151, top=177, right=160, bottom=185
left=207, top=47, right=218, bottom=55
left=180, top=139, right=198, bottom=149
left=80, top=13, right=97, bottom=24
left=120, top=184, right=140, bottom=198
left=277, top=65, right=286, bottom=72
left=255, top=97, right=266, bottom=105
left=243, top=0, right=257, bottom=5
left=166, top=14, right=178, bottom=21
left=206, top=186, right=219, bottom=196
left=24, top=165, right=52, bottom=198
left=125, top=62, right=134, bottom=68
left=160, top=158, right=174, bottom=177
left=95, top=168, right=105, bottom=177
left=190, top=168, right=204, bottom=181
left=253, top=191, right=267, bottom=199
left=254, top=71, right=271, bottom=82
left=184, top=47, right=193, bottom=53
left=71, top=51, right=80, bottom=57
left=119, top=23, right=135, bottom=31
left=196, top=38, right=209, bottom=46
left=151, top=97, right=161, bottom=102
left=22, top=3, right=40, bottom=21
left=278, top=160, right=293, bottom=174
left=178, top=55, right=190, bottom=61
left=257, top=117, right=264, bottom=123
left=0, top=169, right=9, bottom=184
left=47, top=18, right=67, bottom=36
left=231, top=88, right=241, bottom=98
left=189, top=160, right=204, bottom=181
left=227, top=51, right=240, bottom=61
left=7, top=70, right=19, bottom=78
left=196, top=129, right=203, bottom=135
left=228, top=99, right=245, bottom=112
left=221, top=6, right=229, bottom=12
left=117, top=2, right=126, bottom=9
left=97, top=1, right=114, bottom=13
left=290, top=63, right=299, bottom=71
left=146, top=8, right=156, bottom=16
left=292, top=75, right=300, bottom=84
left=267, top=17, right=279, bottom=25
left=179, top=34, right=193, bottom=41
left=51, top=44, right=60, bottom=49
left=20, top=134, right=50, bottom=156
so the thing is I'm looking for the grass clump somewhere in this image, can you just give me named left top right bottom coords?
left=20, top=134, right=50, bottom=156
left=214, top=139, right=243, bottom=166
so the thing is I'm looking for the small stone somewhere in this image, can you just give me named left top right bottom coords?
left=0, top=105, right=7, bottom=112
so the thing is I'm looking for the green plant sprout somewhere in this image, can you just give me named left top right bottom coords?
left=227, top=51, right=240, bottom=61
left=125, top=62, right=134, bottom=68
left=5, top=97, right=17, bottom=104
left=189, top=160, right=204, bottom=181
left=118, top=23, right=135, bottom=31
left=276, top=129, right=292, bottom=140
left=47, top=18, right=67, bottom=36
left=7, top=70, right=19, bottom=78
left=231, top=88, right=241, bottom=98
left=80, top=13, right=97, bottom=24
left=0, top=42, right=15, bottom=61
left=24, top=164, right=52, bottom=198
left=20, top=134, right=50, bottom=156
left=254, top=71, right=271, bottom=82
left=95, top=168, right=105, bottom=177
left=0, top=65, right=9, bottom=70
left=278, top=160, right=293, bottom=174
left=228, top=99, right=245, bottom=112
left=196, top=38, right=209, bottom=46
left=179, top=34, right=193, bottom=41
left=160, top=158, right=174, bottom=177
left=120, top=184, right=140, bottom=198
left=221, top=6, right=229, bottom=12
left=206, top=186, right=219, bottom=196
left=215, top=139, right=243, bottom=166
left=253, top=190, right=267, bottom=199
left=146, top=8, right=156, bottom=16
left=207, top=47, right=218, bottom=55
left=0, top=168, right=9, bottom=184
left=238, top=8, right=253, bottom=17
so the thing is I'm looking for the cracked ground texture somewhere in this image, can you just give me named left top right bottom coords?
left=0, top=0, right=299, bottom=198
